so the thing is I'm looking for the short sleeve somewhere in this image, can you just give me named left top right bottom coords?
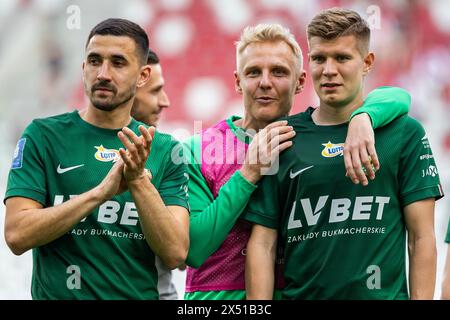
left=398, top=117, right=444, bottom=207
left=243, top=173, right=280, bottom=229
left=158, top=139, right=190, bottom=210
left=4, top=121, right=47, bottom=205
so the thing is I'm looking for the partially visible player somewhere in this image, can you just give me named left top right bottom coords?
left=132, top=49, right=169, bottom=127
left=441, top=220, right=450, bottom=299
left=184, top=23, right=411, bottom=300
left=3, top=18, right=189, bottom=299
left=132, top=48, right=181, bottom=300
left=245, top=8, right=443, bottom=300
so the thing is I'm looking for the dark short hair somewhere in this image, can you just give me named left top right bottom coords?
left=307, top=8, right=370, bottom=55
left=86, top=18, right=149, bottom=65
left=147, top=48, right=160, bottom=65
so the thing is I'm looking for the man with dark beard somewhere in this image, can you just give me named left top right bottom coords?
left=3, top=18, right=190, bottom=299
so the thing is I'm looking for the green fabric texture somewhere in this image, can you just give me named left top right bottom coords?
left=351, top=86, right=411, bottom=128
left=184, top=289, right=282, bottom=300
left=184, top=289, right=246, bottom=300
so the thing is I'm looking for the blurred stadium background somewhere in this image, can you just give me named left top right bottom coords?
left=0, top=0, right=449, bottom=299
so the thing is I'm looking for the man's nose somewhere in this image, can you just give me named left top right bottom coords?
left=259, top=70, right=272, bottom=89
left=159, top=90, right=170, bottom=109
left=323, top=58, right=338, bottom=77
left=97, top=62, right=112, bottom=81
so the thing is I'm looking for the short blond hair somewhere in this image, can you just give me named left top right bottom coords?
left=235, top=23, right=303, bottom=72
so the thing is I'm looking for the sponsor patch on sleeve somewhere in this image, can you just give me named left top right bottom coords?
left=11, top=138, right=26, bottom=169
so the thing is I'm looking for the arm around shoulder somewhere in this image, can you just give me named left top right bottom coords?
left=351, top=86, right=411, bottom=129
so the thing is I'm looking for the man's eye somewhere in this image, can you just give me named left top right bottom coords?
left=247, top=69, right=260, bottom=76
left=113, top=60, right=124, bottom=67
left=312, top=56, right=325, bottom=63
left=89, top=58, right=100, bottom=65
left=273, top=69, right=287, bottom=76
left=337, top=56, right=350, bottom=62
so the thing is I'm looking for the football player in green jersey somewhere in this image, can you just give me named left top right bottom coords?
left=245, top=8, right=444, bottom=299
left=4, top=18, right=189, bottom=299
left=441, top=221, right=450, bottom=299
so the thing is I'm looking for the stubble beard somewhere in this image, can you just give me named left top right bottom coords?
left=89, top=85, right=136, bottom=112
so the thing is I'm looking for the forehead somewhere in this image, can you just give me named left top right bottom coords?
left=308, top=35, right=360, bottom=55
left=149, top=64, right=163, bottom=80
left=239, top=40, right=297, bottom=70
left=85, top=35, right=138, bottom=60
left=144, top=63, right=164, bottom=88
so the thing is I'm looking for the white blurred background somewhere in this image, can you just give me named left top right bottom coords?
left=0, top=0, right=449, bottom=299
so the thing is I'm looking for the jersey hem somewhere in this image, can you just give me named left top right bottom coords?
left=4, top=188, right=46, bottom=206
left=242, top=210, right=278, bottom=229
left=162, top=196, right=189, bottom=210
left=401, top=185, right=444, bottom=207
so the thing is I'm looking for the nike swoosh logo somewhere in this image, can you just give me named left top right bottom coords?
left=289, top=165, right=314, bottom=179
left=57, top=164, right=84, bottom=174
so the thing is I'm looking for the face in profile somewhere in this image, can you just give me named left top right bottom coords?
left=132, top=63, right=170, bottom=126
left=83, top=35, right=142, bottom=112
left=308, top=35, right=373, bottom=108
left=235, top=40, right=305, bottom=125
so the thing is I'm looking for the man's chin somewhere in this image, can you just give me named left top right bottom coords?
left=323, top=96, right=351, bottom=108
left=148, top=115, right=159, bottom=127
left=92, top=100, right=119, bottom=112
left=256, top=112, right=287, bottom=124
left=321, top=92, right=345, bottom=103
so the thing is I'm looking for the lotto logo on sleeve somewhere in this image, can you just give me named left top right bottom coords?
left=11, top=138, right=26, bottom=169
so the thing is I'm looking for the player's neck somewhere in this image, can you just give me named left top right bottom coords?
left=81, top=104, right=133, bottom=129
left=239, top=115, right=269, bottom=131
left=313, top=95, right=364, bottom=125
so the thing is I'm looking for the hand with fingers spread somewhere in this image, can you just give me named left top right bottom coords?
left=117, top=125, right=155, bottom=182
left=343, top=113, right=380, bottom=186
left=240, top=120, right=295, bottom=184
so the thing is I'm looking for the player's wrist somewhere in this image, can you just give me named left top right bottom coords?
left=351, top=112, right=373, bottom=127
left=240, top=166, right=261, bottom=184
left=125, top=168, right=152, bottom=184
left=126, top=170, right=152, bottom=186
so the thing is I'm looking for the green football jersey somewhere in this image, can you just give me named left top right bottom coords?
left=244, top=108, right=444, bottom=300
left=5, top=111, right=189, bottom=300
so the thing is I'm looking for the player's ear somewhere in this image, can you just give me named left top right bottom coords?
left=234, top=70, right=242, bottom=95
left=137, top=64, right=151, bottom=88
left=363, top=52, right=375, bottom=76
left=295, top=70, right=306, bottom=94
left=81, top=61, right=86, bottom=82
